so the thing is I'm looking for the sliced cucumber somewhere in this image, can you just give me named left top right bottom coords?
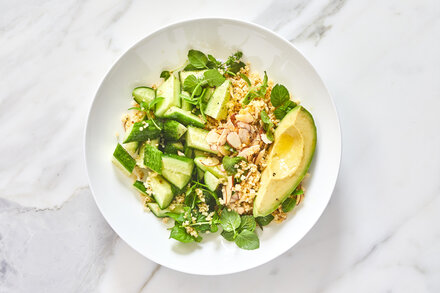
left=186, top=126, right=217, bottom=154
left=161, top=154, right=194, bottom=189
left=123, top=120, right=162, bottom=143
left=202, top=87, right=215, bottom=103
left=194, top=156, right=227, bottom=179
left=194, top=149, right=211, bottom=157
left=163, top=120, right=187, bottom=141
left=155, top=75, right=181, bottom=117
left=112, top=143, right=136, bottom=175
left=136, top=139, right=160, bottom=168
left=133, top=180, right=148, bottom=196
left=132, top=87, right=155, bottom=105
left=144, top=144, right=163, bottom=174
left=163, top=142, right=184, bottom=155
left=196, top=167, right=205, bottom=181
left=147, top=203, right=184, bottom=218
left=205, top=80, right=230, bottom=120
left=184, top=146, right=194, bottom=158
left=149, top=175, right=174, bottom=209
left=163, top=106, right=205, bottom=128
left=124, top=141, right=139, bottom=156
left=204, top=171, right=220, bottom=191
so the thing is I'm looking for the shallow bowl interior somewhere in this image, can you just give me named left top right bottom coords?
left=85, top=18, right=341, bottom=275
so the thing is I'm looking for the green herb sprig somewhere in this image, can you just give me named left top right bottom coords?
left=270, top=84, right=297, bottom=120
left=220, top=209, right=259, bottom=250
left=242, top=71, right=268, bottom=105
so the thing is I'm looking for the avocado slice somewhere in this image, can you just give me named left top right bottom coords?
left=205, top=80, right=230, bottom=120
left=253, top=106, right=317, bottom=217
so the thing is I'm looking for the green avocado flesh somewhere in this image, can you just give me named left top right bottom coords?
left=253, top=106, right=317, bottom=217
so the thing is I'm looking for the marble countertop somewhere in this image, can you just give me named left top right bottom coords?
left=1, top=0, right=440, bottom=292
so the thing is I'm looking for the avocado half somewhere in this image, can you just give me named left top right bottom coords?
left=253, top=106, right=317, bottom=217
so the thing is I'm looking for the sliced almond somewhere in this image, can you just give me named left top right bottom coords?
left=260, top=133, right=273, bottom=144
left=217, top=129, right=229, bottom=146
left=224, top=176, right=233, bottom=204
left=210, top=144, right=218, bottom=152
left=235, top=112, right=254, bottom=123
left=237, top=122, right=251, bottom=131
left=238, top=128, right=251, bottom=145
left=206, top=130, right=220, bottom=144
left=200, top=157, right=220, bottom=166
left=237, top=145, right=260, bottom=160
left=231, top=193, right=239, bottom=203
left=255, top=149, right=266, bottom=165
left=227, top=132, right=241, bottom=149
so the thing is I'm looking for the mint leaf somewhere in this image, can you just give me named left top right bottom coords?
left=169, top=225, right=194, bottom=243
left=271, top=84, right=290, bottom=107
left=183, top=75, right=200, bottom=94
left=165, top=212, right=185, bottom=222
left=255, top=214, right=274, bottom=227
left=183, top=64, right=199, bottom=71
left=274, top=107, right=287, bottom=120
left=222, top=156, right=246, bottom=175
left=239, top=215, right=256, bottom=232
left=207, top=54, right=222, bottom=69
left=220, top=209, right=241, bottom=232
left=235, top=230, right=259, bottom=250
left=188, top=49, right=208, bottom=69
left=260, top=110, right=272, bottom=125
left=221, top=230, right=235, bottom=241
left=160, top=71, right=170, bottom=80
left=281, top=196, right=297, bottom=212
left=203, top=69, right=225, bottom=87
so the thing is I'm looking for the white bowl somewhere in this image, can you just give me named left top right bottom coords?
left=85, top=18, right=341, bottom=275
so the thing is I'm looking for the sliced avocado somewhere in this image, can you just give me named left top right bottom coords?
left=205, top=80, right=230, bottom=120
left=253, top=106, right=317, bottom=217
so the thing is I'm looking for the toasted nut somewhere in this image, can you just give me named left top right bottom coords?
left=224, top=176, right=233, bottom=204
left=237, top=122, right=251, bottom=131
left=206, top=130, right=220, bottom=144
left=238, top=128, right=251, bottom=145
left=227, top=132, right=241, bottom=149
left=217, top=129, right=229, bottom=146
left=260, top=133, right=273, bottom=144
left=237, top=145, right=260, bottom=159
left=210, top=144, right=218, bottom=152
left=255, top=149, right=266, bottom=165
left=235, top=112, right=254, bottom=123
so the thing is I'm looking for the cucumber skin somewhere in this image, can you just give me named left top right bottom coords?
left=143, top=144, right=163, bottom=174
left=133, top=180, right=148, bottom=195
left=186, top=126, right=217, bottom=154
left=163, top=120, right=187, bottom=141
left=123, top=120, right=162, bottom=143
left=164, top=107, right=205, bottom=128
left=113, top=144, right=136, bottom=173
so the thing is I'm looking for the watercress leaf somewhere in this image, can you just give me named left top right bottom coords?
left=293, top=189, right=304, bottom=196
left=281, top=196, right=297, bottom=213
left=240, top=73, right=252, bottom=86
left=169, top=225, right=194, bottom=243
left=210, top=223, right=219, bottom=233
left=242, top=90, right=257, bottom=105
left=148, top=97, right=165, bottom=110
left=239, top=215, right=256, bottom=232
left=220, top=209, right=241, bottom=232
left=271, top=84, right=290, bottom=107
left=207, top=54, right=221, bottom=69
left=221, top=230, right=235, bottom=241
left=235, top=229, right=259, bottom=250
left=222, top=156, right=246, bottom=175
left=285, top=100, right=297, bottom=109
left=255, top=214, right=274, bottom=227
left=166, top=212, right=185, bottom=222
left=234, top=51, right=243, bottom=59
left=203, top=69, right=225, bottom=87
left=188, top=49, right=208, bottom=69
left=183, top=75, right=199, bottom=93
left=160, top=70, right=171, bottom=80
left=266, top=128, right=274, bottom=142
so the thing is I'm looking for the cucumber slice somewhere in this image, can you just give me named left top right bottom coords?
left=184, top=146, right=194, bottom=158
left=144, top=144, right=163, bottom=174
left=163, top=142, right=184, bottom=155
left=163, top=106, right=205, bottom=128
left=186, top=126, right=217, bottom=154
left=179, top=70, right=207, bottom=111
left=133, top=180, right=148, bottom=196
left=112, top=143, right=136, bottom=174
left=205, top=80, right=230, bottom=120
left=124, top=141, right=139, bottom=156
left=155, top=75, right=181, bottom=117
left=161, top=154, right=194, bottom=189
left=202, top=87, right=215, bottom=103
left=194, top=156, right=227, bottom=179
left=136, top=139, right=160, bottom=168
left=163, top=120, right=187, bottom=141
left=204, top=171, right=220, bottom=191
left=193, top=149, right=210, bottom=157
left=147, top=203, right=185, bottom=218
left=132, top=87, right=155, bottom=105
left=197, top=167, right=205, bottom=181
left=149, top=175, right=174, bottom=209
left=123, top=120, right=162, bottom=143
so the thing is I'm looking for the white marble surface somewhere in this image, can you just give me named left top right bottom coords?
left=1, top=0, right=439, bottom=292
